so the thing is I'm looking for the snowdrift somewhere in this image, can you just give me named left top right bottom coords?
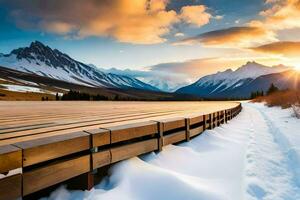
left=42, top=103, right=300, bottom=200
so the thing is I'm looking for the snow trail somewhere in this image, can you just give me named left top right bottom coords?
left=244, top=105, right=300, bottom=200
left=43, top=103, right=300, bottom=200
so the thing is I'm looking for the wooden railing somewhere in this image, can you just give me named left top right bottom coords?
left=0, top=103, right=242, bottom=200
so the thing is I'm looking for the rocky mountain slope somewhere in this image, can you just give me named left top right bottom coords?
left=176, top=62, right=297, bottom=98
left=0, top=41, right=159, bottom=91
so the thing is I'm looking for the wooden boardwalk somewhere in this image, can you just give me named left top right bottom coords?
left=0, top=101, right=242, bottom=199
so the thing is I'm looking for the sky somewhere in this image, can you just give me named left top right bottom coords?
left=0, top=0, right=300, bottom=85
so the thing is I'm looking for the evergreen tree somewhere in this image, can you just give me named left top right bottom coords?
left=267, top=83, right=279, bottom=95
left=55, top=93, right=59, bottom=101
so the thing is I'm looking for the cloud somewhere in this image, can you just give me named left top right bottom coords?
left=251, top=41, right=300, bottom=56
left=99, top=66, right=190, bottom=91
left=147, top=57, right=248, bottom=80
left=214, top=15, right=224, bottom=20
left=41, top=21, right=77, bottom=34
left=3, top=0, right=211, bottom=44
left=257, top=0, right=300, bottom=30
left=101, top=57, right=249, bottom=90
left=174, top=32, right=185, bottom=37
left=179, top=5, right=211, bottom=26
left=174, top=26, right=277, bottom=47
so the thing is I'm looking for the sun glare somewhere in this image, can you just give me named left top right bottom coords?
left=294, top=66, right=300, bottom=72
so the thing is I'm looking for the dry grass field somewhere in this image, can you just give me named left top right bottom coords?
left=0, top=89, right=55, bottom=101
left=253, top=90, right=300, bottom=108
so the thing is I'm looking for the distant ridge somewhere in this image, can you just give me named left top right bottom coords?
left=176, top=61, right=298, bottom=99
left=0, top=41, right=159, bottom=91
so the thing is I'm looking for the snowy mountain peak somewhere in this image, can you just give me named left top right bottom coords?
left=178, top=61, right=291, bottom=96
left=196, top=61, right=289, bottom=85
left=0, top=41, right=159, bottom=91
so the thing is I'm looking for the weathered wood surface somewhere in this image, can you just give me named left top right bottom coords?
left=85, top=129, right=110, bottom=148
left=108, top=121, right=158, bottom=143
left=0, top=101, right=242, bottom=198
left=163, top=130, right=186, bottom=146
left=0, top=174, right=22, bottom=200
left=111, top=139, right=158, bottom=163
left=190, top=126, right=204, bottom=137
left=0, top=145, right=22, bottom=174
left=0, top=101, right=239, bottom=145
left=92, top=150, right=111, bottom=170
left=15, top=132, right=90, bottom=167
left=23, top=155, right=90, bottom=195
left=158, top=118, right=185, bottom=132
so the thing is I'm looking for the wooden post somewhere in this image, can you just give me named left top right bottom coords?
left=86, top=134, right=94, bottom=191
left=221, top=111, right=225, bottom=124
left=209, top=113, right=213, bottom=129
left=203, top=115, right=206, bottom=131
left=68, top=171, right=94, bottom=191
left=185, top=118, right=190, bottom=142
left=86, top=172, right=94, bottom=190
left=157, top=122, right=163, bottom=152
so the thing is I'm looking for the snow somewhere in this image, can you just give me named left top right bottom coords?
left=194, top=62, right=290, bottom=93
left=0, top=50, right=158, bottom=91
left=0, top=168, right=22, bottom=179
left=42, top=102, right=300, bottom=200
left=0, top=54, right=96, bottom=87
left=10, top=77, right=39, bottom=86
left=0, top=84, right=62, bottom=95
left=1, top=84, right=45, bottom=93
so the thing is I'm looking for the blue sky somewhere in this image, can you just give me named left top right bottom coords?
left=0, top=0, right=300, bottom=80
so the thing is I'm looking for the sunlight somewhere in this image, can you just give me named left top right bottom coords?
left=295, top=66, right=300, bottom=72
left=288, top=61, right=300, bottom=72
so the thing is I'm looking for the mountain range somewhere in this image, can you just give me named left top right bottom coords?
left=0, top=41, right=299, bottom=100
left=176, top=62, right=299, bottom=98
left=0, top=41, right=158, bottom=91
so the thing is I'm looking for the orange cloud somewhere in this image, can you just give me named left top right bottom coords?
left=257, top=0, right=300, bottom=30
left=251, top=41, right=300, bottom=56
left=5, top=0, right=211, bottom=44
left=175, top=26, right=277, bottom=47
left=179, top=5, right=211, bottom=27
left=41, top=21, right=77, bottom=34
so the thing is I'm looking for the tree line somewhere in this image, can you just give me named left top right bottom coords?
left=250, top=83, right=279, bottom=99
left=55, top=90, right=109, bottom=101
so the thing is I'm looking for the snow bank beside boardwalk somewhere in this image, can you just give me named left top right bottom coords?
left=42, top=103, right=300, bottom=200
left=249, top=103, right=300, bottom=187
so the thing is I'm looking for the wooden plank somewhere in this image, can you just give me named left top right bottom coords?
left=108, top=121, right=158, bottom=143
left=189, top=115, right=204, bottom=126
left=15, top=132, right=90, bottom=167
left=0, top=112, right=179, bottom=146
left=0, top=174, right=22, bottom=200
left=92, top=150, right=111, bottom=170
left=190, top=126, right=204, bottom=137
left=111, top=139, right=158, bottom=163
left=163, top=130, right=186, bottom=146
left=85, top=129, right=110, bottom=147
left=158, top=118, right=185, bottom=132
left=0, top=145, right=22, bottom=174
left=0, top=110, right=176, bottom=140
left=23, top=155, right=90, bottom=196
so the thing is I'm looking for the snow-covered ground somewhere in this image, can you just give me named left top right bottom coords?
left=0, top=84, right=62, bottom=96
left=42, top=102, right=300, bottom=200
